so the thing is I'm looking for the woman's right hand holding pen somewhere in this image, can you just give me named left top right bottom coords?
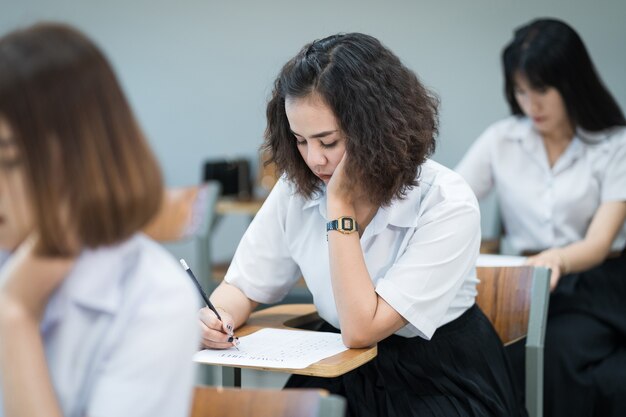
left=198, top=306, right=239, bottom=349
left=197, top=281, right=258, bottom=349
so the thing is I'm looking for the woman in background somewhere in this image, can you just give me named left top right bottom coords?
left=0, top=23, right=199, bottom=417
left=456, top=18, right=626, bottom=417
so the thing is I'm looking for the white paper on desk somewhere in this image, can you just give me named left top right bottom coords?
left=476, top=254, right=527, bottom=267
left=193, top=328, right=348, bottom=369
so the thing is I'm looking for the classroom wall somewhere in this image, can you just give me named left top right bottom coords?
left=3, top=0, right=625, bottom=260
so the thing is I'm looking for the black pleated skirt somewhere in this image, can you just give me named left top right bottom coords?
left=549, top=249, right=626, bottom=330
left=541, top=249, right=626, bottom=417
left=285, top=304, right=525, bottom=417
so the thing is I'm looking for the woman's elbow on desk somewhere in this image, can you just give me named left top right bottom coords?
left=340, top=323, right=399, bottom=348
left=339, top=299, right=409, bottom=348
left=340, top=330, right=376, bottom=349
left=339, top=313, right=407, bottom=348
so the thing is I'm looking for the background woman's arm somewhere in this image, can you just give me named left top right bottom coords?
left=528, top=201, right=626, bottom=289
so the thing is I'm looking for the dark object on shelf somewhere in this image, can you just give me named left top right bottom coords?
left=203, top=159, right=252, bottom=199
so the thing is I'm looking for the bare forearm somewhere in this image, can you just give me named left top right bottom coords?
left=209, top=281, right=257, bottom=329
left=530, top=202, right=625, bottom=289
left=327, top=204, right=404, bottom=347
left=0, top=305, right=62, bottom=417
left=556, top=240, right=613, bottom=274
left=328, top=233, right=378, bottom=330
left=556, top=201, right=626, bottom=274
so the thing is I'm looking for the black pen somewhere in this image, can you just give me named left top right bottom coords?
left=179, top=258, right=239, bottom=349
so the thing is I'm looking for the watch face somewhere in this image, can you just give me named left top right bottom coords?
left=341, top=217, right=354, bottom=230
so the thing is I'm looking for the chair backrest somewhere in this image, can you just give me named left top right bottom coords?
left=476, top=266, right=531, bottom=345
left=189, top=386, right=346, bottom=417
left=144, top=182, right=221, bottom=241
left=144, top=181, right=221, bottom=289
left=475, top=266, right=550, bottom=417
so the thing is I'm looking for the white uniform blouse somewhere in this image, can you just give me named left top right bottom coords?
left=0, top=234, right=200, bottom=417
left=456, top=116, right=626, bottom=254
left=225, top=159, right=480, bottom=340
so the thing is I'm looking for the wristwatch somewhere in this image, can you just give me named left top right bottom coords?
left=326, top=216, right=359, bottom=234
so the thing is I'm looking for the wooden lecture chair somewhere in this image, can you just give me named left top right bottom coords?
left=475, top=266, right=550, bottom=417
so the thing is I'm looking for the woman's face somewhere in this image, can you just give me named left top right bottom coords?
left=0, top=119, right=33, bottom=251
left=513, top=73, right=572, bottom=138
left=285, top=94, right=346, bottom=184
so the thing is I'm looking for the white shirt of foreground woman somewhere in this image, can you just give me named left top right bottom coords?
left=225, top=160, right=481, bottom=340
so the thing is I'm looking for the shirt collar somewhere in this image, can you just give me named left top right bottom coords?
left=504, top=116, right=535, bottom=141
left=302, top=186, right=327, bottom=219
left=377, top=184, right=422, bottom=229
left=506, top=117, right=588, bottom=172
left=41, top=235, right=142, bottom=331
left=505, top=116, right=609, bottom=147
left=302, top=186, right=325, bottom=209
left=505, top=117, right=542, bottom=153
left=300, top=175, right=423, bottom=234
left=576, top=127, right=612, bottom=143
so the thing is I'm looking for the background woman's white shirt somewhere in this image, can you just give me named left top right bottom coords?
left=456, top=116, right=626, bottom=254
left=0, top=235, right=200, bottom=417
left=225, top=160, right=481, bottom=340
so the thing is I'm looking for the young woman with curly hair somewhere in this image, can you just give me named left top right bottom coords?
left=200, top=33, right=523, bottom=417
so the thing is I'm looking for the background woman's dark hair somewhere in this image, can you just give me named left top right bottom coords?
left=263, top=33, right=438, bottom=206
left=503, top=18, right=625, bottom=131
left=0, top=23, right=163, bottom=256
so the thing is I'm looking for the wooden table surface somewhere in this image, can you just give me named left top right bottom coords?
left=216, top=198, right=265, bottom=216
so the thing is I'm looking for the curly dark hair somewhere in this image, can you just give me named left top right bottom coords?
left=263, top=33, right=439, bottom=206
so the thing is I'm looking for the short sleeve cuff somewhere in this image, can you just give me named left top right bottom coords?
left=602, top=133, right=626, bottom=201
left=224, top=273, right=291, bottom=304
left=376, top=279, right=437, bottom=340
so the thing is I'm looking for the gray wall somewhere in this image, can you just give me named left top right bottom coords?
left=3, top=0, right=625, bottom=260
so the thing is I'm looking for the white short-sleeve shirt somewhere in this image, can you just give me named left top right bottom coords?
left=0, top=234, right=200, bottom=417
left=225, top=159, right=480, bottom=340
left=456, top=116, right=626, bottom=254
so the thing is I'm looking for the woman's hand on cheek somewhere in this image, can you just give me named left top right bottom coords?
left=0, top=234, right=76, bottom=324
left=327, top=153, right=352, bottom=204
